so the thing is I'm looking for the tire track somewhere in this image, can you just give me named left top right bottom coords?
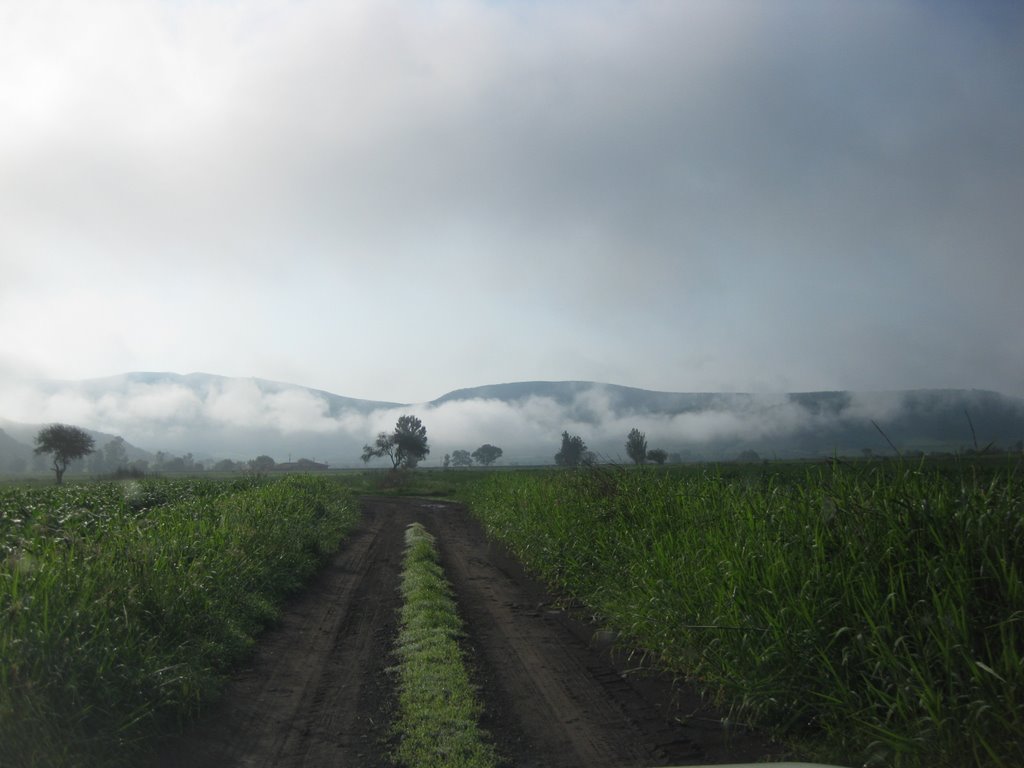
left=429, top=499, right=782, bottom=767
left=154, top=498, right=416, bottom=768
left=434, top=502, right=659, bottom=767
left=152, top=495, right=781, bottom=768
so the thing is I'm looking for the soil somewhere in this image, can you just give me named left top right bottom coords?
left=151, top=496, right=783, bottom=767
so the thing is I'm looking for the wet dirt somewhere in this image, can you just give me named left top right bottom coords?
left=151, top=496, right=781, bottom=767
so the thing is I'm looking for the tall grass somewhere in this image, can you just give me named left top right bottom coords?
left=393, top=523, right=498, bottom=768
left=0, top=475, right=357, bottom=768
left=469, top=462, right=1024, bottom=767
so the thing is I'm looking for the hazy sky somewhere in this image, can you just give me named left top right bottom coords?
left=2, top=0, right=1022, bottom=404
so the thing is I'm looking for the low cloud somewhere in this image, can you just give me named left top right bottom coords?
left=201, top=379, right=342, bottom=434
left=2, top=377, right=1019, bottom=464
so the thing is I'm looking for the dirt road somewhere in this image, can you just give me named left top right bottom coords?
left=153, top=496, right=779, bottom=767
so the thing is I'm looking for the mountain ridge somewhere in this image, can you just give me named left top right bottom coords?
left=1, top=372, right=1022, bottom=471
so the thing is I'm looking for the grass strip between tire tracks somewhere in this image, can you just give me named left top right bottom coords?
left=393, top=522, right=498, bottom=768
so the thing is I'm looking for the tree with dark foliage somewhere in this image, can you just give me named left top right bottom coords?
left=625, top=428, right=647, bottom=465
left=363, top=415, right=430, bottom=469
left=393, top=414, right=430, bottom=467
left=647, top=448, right=668, bottom=465
left=250, top=454, right=276, bottom=472
left=554, top=431, right=588, bottom=467
left=450, top=449, right=473, bottom=467
left=34, top=424, right=95, bottom=484
left=472, top=444, right=503, bottom=466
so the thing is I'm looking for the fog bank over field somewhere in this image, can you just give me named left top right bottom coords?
left=1, top=373, right=1022, bottom=467
left=2, top=3, right=1022, bottom=404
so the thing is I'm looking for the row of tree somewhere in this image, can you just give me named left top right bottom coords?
left=624, top=428, right=668, bottom=465
left=30, top=418, right=677, bottom=485
left=442, top=444, right=503, bottom=468
left=552, top=428, right=671, bottom=467
left=359, top=416, right=682, bottom=471
left=29, top=424, right=327, bottom=484
left=361, top=418, right=676, bottom=470
left=360, top=416, right=510, bottom=471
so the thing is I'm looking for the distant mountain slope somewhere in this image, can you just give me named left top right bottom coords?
left=51, top=372, right=404, bottom=414
left=2, top=373, right=1022, bottom=467
left=431, top=382, right=1024, bottom=458
left=0, top=428, right=33, bottom=473
left=431, top=381, right=725, bottom=415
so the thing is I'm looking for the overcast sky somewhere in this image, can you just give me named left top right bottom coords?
left=2, top=0, right=1022, bottom=404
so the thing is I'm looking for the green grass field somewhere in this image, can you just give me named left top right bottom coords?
left=4, top=458, right=1020, bottom=767
left=0, top=475, right=357, bottom=768
left=467, top=459, right=1024, bottom=767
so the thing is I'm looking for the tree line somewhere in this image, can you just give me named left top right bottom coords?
left=29, top=418, right=676, bottom=485
left=442, top=444, right=503, bottom=469
left=28, top=424, right=328, bottom=484
left=552, top=427, right=669, bottom=467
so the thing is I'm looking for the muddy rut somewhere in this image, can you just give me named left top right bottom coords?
left=152, top=496, right=779, bottom=767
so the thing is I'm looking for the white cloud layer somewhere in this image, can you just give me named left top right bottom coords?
left=4, top=374, right=1003, bottom=465
left=0, top=1, right=1022, bottom=402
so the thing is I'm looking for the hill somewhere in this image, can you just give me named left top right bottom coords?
left=432, top=383, right=1024, bottom=460
left=1, top=373, right=1022, bottom=469
left=0, top=428, right=34, bottom=474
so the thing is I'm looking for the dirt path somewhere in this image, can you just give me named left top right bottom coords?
left=152, top=496, right=780, bottom=767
